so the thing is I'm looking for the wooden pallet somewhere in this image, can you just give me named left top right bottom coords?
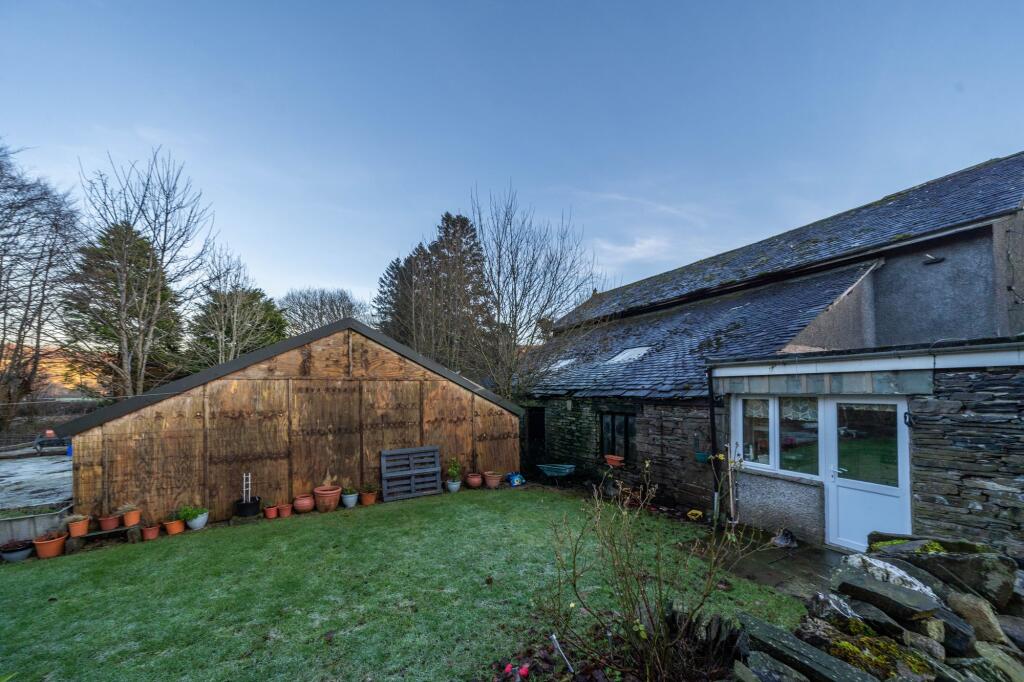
left=380, top=446, right=441, bottom=502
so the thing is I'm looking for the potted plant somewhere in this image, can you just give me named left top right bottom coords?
left=466, top=472, right=483, bottom=488
left=117, top=503, right=141, bottom=526
left=234, top=472, right=261, bottom=517
left=0, top=539, right=33, bottom=562
left=341, top=487, right=358, bottom=509
left=65, top=514, right=90, bottom=538
left=263, top=501, right=279, bottom=519
left=359, top=484, right=378, bottom=506
left=604, top=454, right=625, bottom=468
left=98, top=512, right=121, bottom=531
left=313, top=484, right=342, bottom=513
left=293, top=494, right=315, bottom=513
left=483, top=471, right=502, bottom=489
left=446, top=459, right=462, bottom=493
left=278, top=501, right=293, bottom=517
left=179, top=505, right=209, bottom=531
left=32, top=530, right=67, bottom=559
left=141, top=517, right=160, bottom=541
left=162, top=512, right=185, bottom=536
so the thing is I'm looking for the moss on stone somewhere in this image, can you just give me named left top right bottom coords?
left=828, top=635, right=931, bottom=678
left=916, top=540, right=945, bottom=554
left=869, top=538, right=910, bottom=552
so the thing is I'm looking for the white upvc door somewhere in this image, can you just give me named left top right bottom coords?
left=823, top=397, right=911, bottom=551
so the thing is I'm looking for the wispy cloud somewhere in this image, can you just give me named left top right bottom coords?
left=571, top=189, right=719, bottom=229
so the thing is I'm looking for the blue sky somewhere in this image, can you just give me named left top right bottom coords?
left=3, top=1, right=1023, bottom=302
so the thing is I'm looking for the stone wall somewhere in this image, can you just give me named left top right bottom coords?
left=527, top=397, right=717, bottom=508
left=909, top=366, right=1024, bottom=561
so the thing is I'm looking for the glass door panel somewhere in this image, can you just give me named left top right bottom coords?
left=836, top=403, right=898, bottom=486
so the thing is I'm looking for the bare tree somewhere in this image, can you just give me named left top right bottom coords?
left=186, top=247, right=287, bottom=368
left=280, top=287, right=370, bottom=334
left=0, top=142, right=78, bottom=430
left=470, top=188, right=598, bottom=398
left=59, top=149, right=213, bottom=396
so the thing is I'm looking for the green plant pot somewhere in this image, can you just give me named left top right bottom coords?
left=695, top=451, right=710, bottom=464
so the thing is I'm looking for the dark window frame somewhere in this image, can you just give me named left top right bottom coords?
left=600, top=412, right=636, bottom=460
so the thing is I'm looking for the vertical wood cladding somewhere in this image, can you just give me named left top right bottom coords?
left=72, top=330, right=520, bottom=522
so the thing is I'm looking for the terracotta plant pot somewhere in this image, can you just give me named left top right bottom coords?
left=67, top=517, right=89, bottom=538
left=33, top=533, right=67, bottom=559
left=121, top=510, right=141, bottom=526
left=98, top=515, right=121, bottom=531
left=483, top=471, right=502, bottom=489
left=163, top=519, right=185, bottom=535
left=604, top=454, right=625, bottom=468
left=466, top=473, right=483, bottom=488
left=264, top=505, right=279, bottom=519
left=359, top=490, right=378, bottom=506
left=293, top=494, right=315, bottom=513
left=142, top=525, right=160, bottom=541
left=313, top=485, right=342, bottom=513
left=278, top=503, right=293, bottom=517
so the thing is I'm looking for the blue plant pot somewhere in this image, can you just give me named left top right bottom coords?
left=695, top=451, right=710, bottom=464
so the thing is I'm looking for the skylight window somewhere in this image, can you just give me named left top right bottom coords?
left=605, top=347, right=651, bottom=364
left=550, top=358, right=577, bottom=371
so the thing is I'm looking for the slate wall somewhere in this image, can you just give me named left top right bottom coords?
left=909, top=366, right=1024, bottom=561
left=529, top=397, right=716, bottom=508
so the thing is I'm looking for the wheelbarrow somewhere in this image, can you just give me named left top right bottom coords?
left=537, top=463, right=576, bottom=486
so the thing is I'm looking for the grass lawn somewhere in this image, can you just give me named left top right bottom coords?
left=0, top=488, right=804, bottom=681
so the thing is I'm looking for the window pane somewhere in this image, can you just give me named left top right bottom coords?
left=779, top=398, right=818, bottom=474
left=837, top=403, right=898, bottom=486
left=601, top=415, right=612, bottom=454
left=741, top=399, right=770, bottom=465
left=622, top=413, right=630, bottom=456
left=614, top=415, right=626, bottom=457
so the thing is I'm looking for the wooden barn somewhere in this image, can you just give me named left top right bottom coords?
left=56, top=319, right=522, bottom=522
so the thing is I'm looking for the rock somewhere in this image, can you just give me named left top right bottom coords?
left=868, top=532, right=991, bottom=555
left=917, top=653, right=971, bottom=682
left=734, top=660, right=760, bottom=682
left=835, top=569, right=942, bottom=621
left=883, top=557, right=955, bottom=602
left=897, top=553, right=1018, bottom=610
left=948, top=657, right=1012, bottom=682
left=904, top=629, right=947, bottom=661
left=744, top=651, right=811, bottom=681
left=910, top=617, right=947, bottom=642
left=973, top=642, right=1024, bottom=682
left=948, top=593, right=1010, bottom=645
left=807, top=592, right=859, bottom=628
left=996, top=615, right=1024, bottom=650
left=739, top=614, right=877, bottom=682
left=842, top=554, right=943, bottom=602
left=1006, top=572, right=1024, bottom=618
left=794, top=618, right=843, bottom=650
left=848, top=598, right=905, bottom=637
left=936, top=608, right=979, bottom=658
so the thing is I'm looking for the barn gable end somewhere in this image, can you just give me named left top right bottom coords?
left=65, top=321, right=521, bottom=522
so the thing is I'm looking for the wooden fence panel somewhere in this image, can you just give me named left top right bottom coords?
left=422, top=380, right=474, bottom=475
left=289, top=380, right=361, bottom=495
left=207, top=380, right=290, bottom=520
left=361, top=380, right=421, bottom=488
left=72, top=430, right=105, bottom=518
left=473, top=396, right=520, bottom=473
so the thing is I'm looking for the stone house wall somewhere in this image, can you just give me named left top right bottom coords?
left=908, top=366, right=1024, bottom=561
left=526, top=397, right=718, bottom=509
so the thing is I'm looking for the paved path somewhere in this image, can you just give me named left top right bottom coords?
left=0, top=455, right=72, bottom=509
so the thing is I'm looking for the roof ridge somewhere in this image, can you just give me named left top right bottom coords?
left=568, top=150, right=1024, bottom=322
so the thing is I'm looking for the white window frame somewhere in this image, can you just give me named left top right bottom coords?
left=730, top=395, right=823, bottom=481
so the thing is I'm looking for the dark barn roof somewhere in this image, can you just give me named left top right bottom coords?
left=558, top=152, right=1024, bottom=329
left=533, top=262, right=874, bottom=399
left=57, top=319, right=522, bottom=437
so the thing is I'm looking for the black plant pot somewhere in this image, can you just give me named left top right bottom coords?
left=234, top=496, right=262, bottom=517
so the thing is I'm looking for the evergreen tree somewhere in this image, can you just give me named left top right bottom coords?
left=62, top=222, right=185, bottom=395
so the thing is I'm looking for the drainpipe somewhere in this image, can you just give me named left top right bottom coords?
left=705, top=366, right=722, bottom=524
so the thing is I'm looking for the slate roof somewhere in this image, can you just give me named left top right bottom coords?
left=532, top=263, right=874, bottom=399
left=558, top=152, right=1024, bottom=328
left=57, top=318, right=522, bottom=437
